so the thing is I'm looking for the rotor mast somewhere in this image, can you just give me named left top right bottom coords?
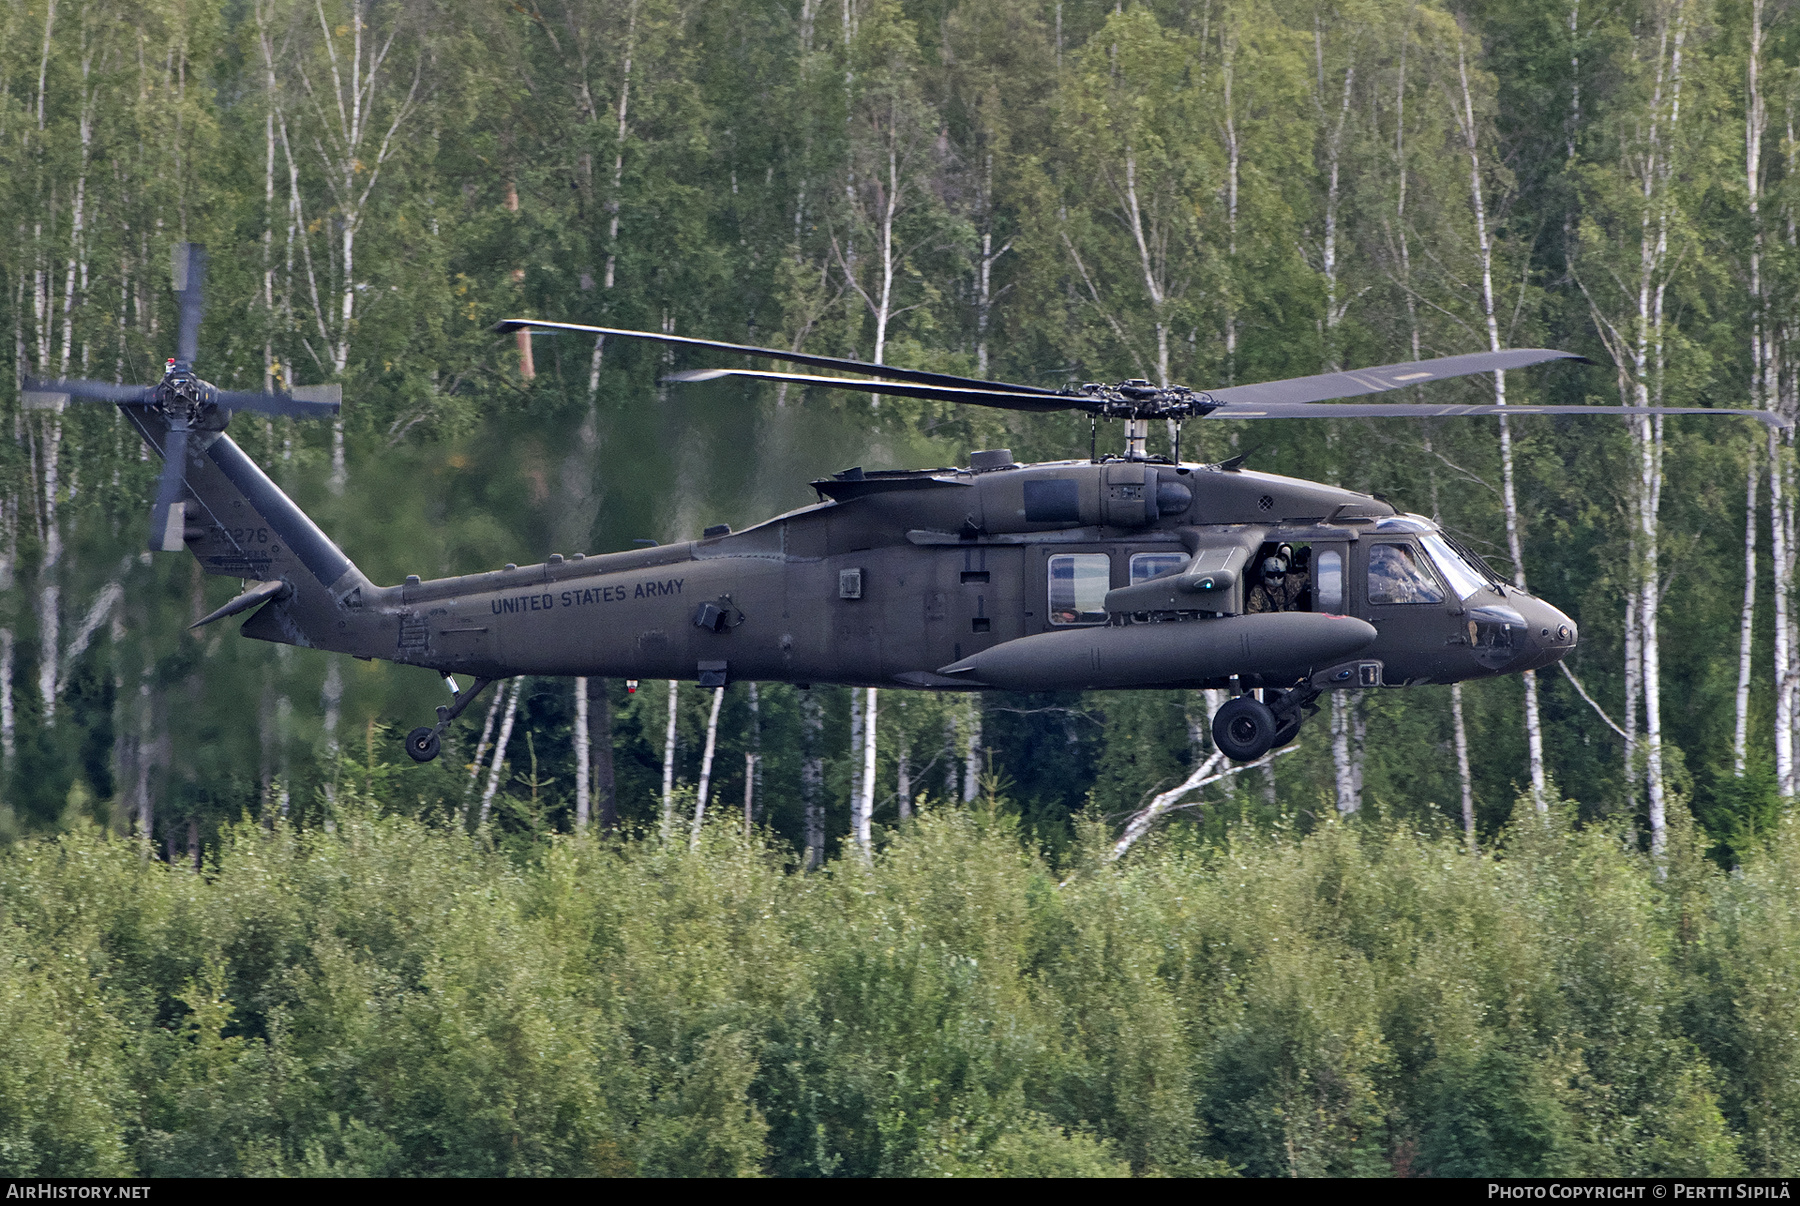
left=1123, top=417, right=1150, bottom=461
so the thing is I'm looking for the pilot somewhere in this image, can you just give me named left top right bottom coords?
left=1246, top=545, right=1307, bottom=613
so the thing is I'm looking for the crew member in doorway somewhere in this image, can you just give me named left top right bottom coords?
left=1246, top=544, right=1309, bottom=613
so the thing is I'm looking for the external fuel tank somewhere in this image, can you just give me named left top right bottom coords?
left=937, top=612, right=1379, bottom=691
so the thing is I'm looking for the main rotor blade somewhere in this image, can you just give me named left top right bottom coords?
left=496, top=318, right=1062, bottom=397
left=662, top=366, right=1074, bottom=413
left=22, top=376, right=155, bottom=406
left=1204, top=349, right=1591, bottom=407
left=148, top=423, right=190, bottom=552
left=173, top=242, right=206, bottom=365
left=213, top=386, right=340, bottom=419
left=1210, top=400, right=1790, bottom=427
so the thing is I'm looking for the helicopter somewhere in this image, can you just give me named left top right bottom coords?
left=22, top=243, right=1788, bottom=766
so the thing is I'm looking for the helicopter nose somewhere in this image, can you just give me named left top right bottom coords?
left=1519, top=599, right=1578, bottom=669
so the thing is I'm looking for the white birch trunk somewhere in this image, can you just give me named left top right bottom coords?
left=574, top=676, right=590, bottom=829
left=320, top=658, right=342, bottom=826
left=855, top=686, right=876, bottom=854
left=661, top=678, right=679, bottom=839
left=1331, top=692, right=1357, bottom=814
left=1312, top=28, right=1356, bottom=347
left=943, top=711, right=959, bottom=799
left=849, top=687, right=864, bottom=812
left=292, top=0, right=421, bottom=491
left=802, top=688, right=825, bottom=868
left=468, top=680, right=504, bottom=786
left=1737, top=463, right=1759, bottom=775
left=1110, top=749, right=1296, bottom=860
left=0, top=629, right=13, bottom=763
left=962, top=696, right=982, bottom=802
left=135, top=667, right=155, bottom=846
left=1452, top=682, right=1476, bottom=850
left=1457, top=37, right=1546, bottom=807
left=601, top=0, right=637, bottom=309
left=1121, top=145, right=1169, bottom=389
left=896, top=739, right=911, bottom=821
left=479, top=677, right=523, bottom=827
left=1315, top=34, right=1357, bottom=801
left=36, top=413, right=61, bottom=727
left=744, top=681, right=761, bottom=833
left=0, top=499, right=13, bottom=763
left=1222, top=29, right=1239, bottom=385
left=974, top=152, right=1011, bottom=378
left=1624, top=576, right=1642, bottom=794
left=1742, top=0, right=1771, bottom=781
left=690, top=685, right=725, bottom=848
left=276, top=682, right=292, bottom=819
left=1775, top=430, right=1795, bottom=793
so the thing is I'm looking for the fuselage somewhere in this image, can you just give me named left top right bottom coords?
left=264, top=455, right=1576, bottom=694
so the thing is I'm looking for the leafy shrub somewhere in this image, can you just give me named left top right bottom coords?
left=0, top=797, right=1792, bottom=1175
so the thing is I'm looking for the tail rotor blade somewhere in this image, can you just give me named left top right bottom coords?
left=213, top=383, right=340, bottom=419
left=148, top=423, right=190, bottom=552
left=172, top=242, right=206, bottom=366
left=22, top=376, right=155, bottom=406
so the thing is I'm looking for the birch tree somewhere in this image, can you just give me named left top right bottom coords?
left=1449, top=21, right=1547, bottom=807
left=279, top=0, right=424, bottom=489
left=1573, top=0, right=1703, bottom=853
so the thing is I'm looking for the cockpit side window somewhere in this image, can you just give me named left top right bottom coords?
left=1368, top=543, right=1445, bottom=605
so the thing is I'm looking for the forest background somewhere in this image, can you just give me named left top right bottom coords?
left=3, top=0, right=1799, bottom=896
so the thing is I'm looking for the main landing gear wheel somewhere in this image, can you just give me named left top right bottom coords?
left=1213, top=696, right=1277, bottom=762
left=405, top=726, right=442, bottom=763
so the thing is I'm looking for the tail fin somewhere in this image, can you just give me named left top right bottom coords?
left=126, top=408, right=376, bottom=649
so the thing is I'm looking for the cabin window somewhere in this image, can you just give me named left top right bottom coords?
left=1129, top=551, right=1187, bottom=584
left=1048, top=553, right=1110, bottom=625
left=1368, top=543, right=1445, bottom=605
left=1314, top=549, right=1343, bottom=612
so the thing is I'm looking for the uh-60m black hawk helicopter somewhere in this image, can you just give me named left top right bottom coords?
left=24, top=243, right=1787, bottom=767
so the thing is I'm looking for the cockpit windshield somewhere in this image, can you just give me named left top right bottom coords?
left=1420, top=532, right=1495, bottom=601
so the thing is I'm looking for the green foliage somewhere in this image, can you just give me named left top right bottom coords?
left=0, top=795, right=1797, bottom=1176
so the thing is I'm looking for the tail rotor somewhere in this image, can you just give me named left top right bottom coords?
left=20, top=240, right=340, bottom=552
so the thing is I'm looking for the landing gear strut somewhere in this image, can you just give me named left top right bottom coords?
left=1212, top=683, right=1321, bottom=762
left=404, top=675, right=495, bottom=764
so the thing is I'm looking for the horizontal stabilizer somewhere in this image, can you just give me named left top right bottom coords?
left=191, top=578, right=292, bottom=629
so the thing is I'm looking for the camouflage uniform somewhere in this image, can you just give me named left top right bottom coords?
left=1246, top=567, right=1310, bottom=614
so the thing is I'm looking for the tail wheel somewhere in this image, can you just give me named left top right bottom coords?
left=405, top=726, right=441, bottom=763
left=1213, top=696, right=1277, bottom=762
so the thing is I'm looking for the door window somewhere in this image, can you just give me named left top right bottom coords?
left=1314, top=549, right=1343, bottom=612
left=1368, top=543, right=1445, bottom=604
left=1048, top=553, right=1111, bottom=624
left=1129, top=551, right=1187, bottom=584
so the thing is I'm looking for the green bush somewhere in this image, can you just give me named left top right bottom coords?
left=0, top=796, right=1794, bottom=1175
